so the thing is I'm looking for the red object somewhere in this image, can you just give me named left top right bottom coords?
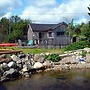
left=0, top=43, right=18, bottom=47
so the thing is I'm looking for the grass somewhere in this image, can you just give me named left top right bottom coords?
left=1, top=46, right=64, bottom=54
left=16, top=48, right=64, bottom=54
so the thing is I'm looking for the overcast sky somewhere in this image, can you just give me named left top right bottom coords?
left=0, top=0, right=90, bottom=24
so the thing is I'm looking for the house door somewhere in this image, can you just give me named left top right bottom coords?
left=39, top=32, right=43, bottom=44
left=39, top=32, right=42, bottom=39
left=73, top=37, right=76, bottom=43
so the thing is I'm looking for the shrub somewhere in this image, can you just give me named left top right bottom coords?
left=44, top=54, right=62, bottom=62
left=80, top=51, right=87, bottom=57
left=64, top=41, right=88, bottom=51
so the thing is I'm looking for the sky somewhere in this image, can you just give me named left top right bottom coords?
left=0, top=0, right=90, bottom=24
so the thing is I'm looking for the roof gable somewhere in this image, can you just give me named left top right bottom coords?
left=29, top=22, right=67, bottom=32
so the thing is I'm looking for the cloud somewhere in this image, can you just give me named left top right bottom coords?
left=2, top=12, right=12, bottom=18
left=34, top=0, right=57, bottom=7
left=0, top=0, right=23, bottom=17
left=25, top=0, right=57, bottom=7
left=0, top=0, right=89, bottom=24
left=20, top=0, right=90, bottom=24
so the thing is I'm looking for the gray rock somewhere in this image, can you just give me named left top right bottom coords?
left=53, top=62, right=60, bottom=65
left=25, top=61, right=31, bottom=65
left=34, top=54, right=44, bottom=62
left=84, top=48, right=90, bottom=53
left=18, top=54, right=26, bottom=59
left=4, top=68, right=16, bottom=75
left=52, top=65, right=62, bottom=71
left=43, top=61, right=52, bottom=68
left=22, top=65, right=28, bottom=72
left=4, top=68, right=20, bottom=78
left=23, top=72, right=30, bottom=77
left=34, top=54, right=41, bottom=61
left=16, top=59, right=22, bottom=64
left=10, top=55, right=20, bottom=61
left=85, top=54, right=90, bottom=63
left=24, top=56, right=29, bottom=62
left=17, top=64, right=22, bottom=70
left=21, top=58, right=26, bottom=63
left=2, top=63, right=9, bottom=71
left=0, top=69, right=3, bottom=76
left=0, top=75, right=9, bottom=82
left=86, top=63, right=90, bottom=68
left=0, top=54, right=7, bottom=59
left=8, top=61, right=16, bottom=68
left=30, top=58, right=35, bottom=65
left=33, top=62, right=43, bottom=69
left=38, top=57, right=45, bottom=63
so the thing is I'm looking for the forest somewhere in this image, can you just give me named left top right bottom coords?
left=0, top=16, right=31, bottom=42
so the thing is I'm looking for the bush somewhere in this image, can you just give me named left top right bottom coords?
left=64, top=41, right=88, bottom=51
left=81, top=51, right=87, bottom=57
left=44, top=54, right=62, bottom=62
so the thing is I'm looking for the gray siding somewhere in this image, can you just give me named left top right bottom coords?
left=52, top=25, right=70, bottom=45
left=53, top=36, right=71, bottom=45
left=27, top=25, right=33, bottom=40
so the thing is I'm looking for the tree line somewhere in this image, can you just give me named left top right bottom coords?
left=0, top=16, right=31, bottom=42
left=66, top=6, right=90, bottom=43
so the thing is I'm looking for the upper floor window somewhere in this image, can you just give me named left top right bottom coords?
left=57, top=32, right=64, bottom=36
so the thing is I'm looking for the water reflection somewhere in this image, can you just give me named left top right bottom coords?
left=0, top=82, right=7, bottom=90
left=1, top=69, right=90, bottom=90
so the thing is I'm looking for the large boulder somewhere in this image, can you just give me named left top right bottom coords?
left=33, top=62, right=43, bottom=69
left=8, top=61, right=16, bottom=68
left=84, top=48, right=90, bottom=53
left=4, top=68, right=20, bottom=78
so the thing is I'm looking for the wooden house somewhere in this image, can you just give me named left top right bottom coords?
left=27, top=22, right=71, bottom=47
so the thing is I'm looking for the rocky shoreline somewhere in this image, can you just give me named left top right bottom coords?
left=0, top=48, right=90, bottom=82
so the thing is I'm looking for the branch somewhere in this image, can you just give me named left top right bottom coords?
left=88, top=13, right=90, bottom=16
left=88, top=7, right=90, bottom=11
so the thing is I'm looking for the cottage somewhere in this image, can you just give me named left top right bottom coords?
left=27, top=22, right=71, bottom=47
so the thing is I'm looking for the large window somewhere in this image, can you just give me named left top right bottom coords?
left=57, top=32, right=64, bottom=36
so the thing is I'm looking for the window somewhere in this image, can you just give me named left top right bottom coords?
left=39, top=33, right=42, bottom=38
left=48, top=32, right=52, bottom=37
left=57, top=32, right=64, bottom=36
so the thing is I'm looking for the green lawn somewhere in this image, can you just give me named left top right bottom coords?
left=7, top=46, right=64, bottom=54
left=0, top=46, right=65, bottom=54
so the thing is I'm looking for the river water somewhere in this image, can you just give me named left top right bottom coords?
left=0, top=69, right=90, bottom=90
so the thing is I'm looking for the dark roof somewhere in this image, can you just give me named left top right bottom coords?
left=30, top=22, right=67, bottom=32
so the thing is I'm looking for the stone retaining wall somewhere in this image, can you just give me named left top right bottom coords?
left=0, top=50, right=90, bottom=82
